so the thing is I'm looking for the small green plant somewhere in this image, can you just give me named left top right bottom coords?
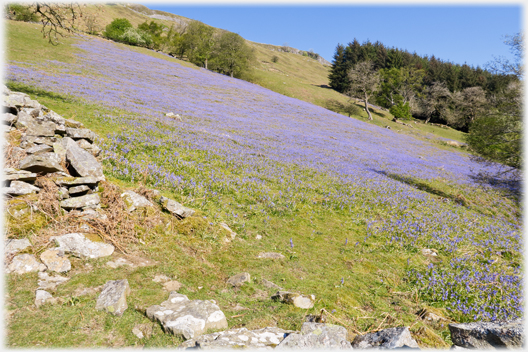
left=104, top=18, right=133, bottom=41
left=7, top=4, right=39, bottom=22
left=389, top=101, right=412, bottom=120
left=271, top=55, right=279, bottom=63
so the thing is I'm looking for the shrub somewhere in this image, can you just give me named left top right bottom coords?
left=119, top=28, right=152, bottom=47
left=104, top=18, right=133, bottom=41
left=271, top=55, right=279, bottom=63
left=390, top=101, right=412, bottom=120
left=7, top=4, right=39, bottom=22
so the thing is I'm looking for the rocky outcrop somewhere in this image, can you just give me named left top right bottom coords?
left=146, top=292, right=228, bottom=340
left=351, top=326, right=420, bottom=349
left=276, top=322, right=352, bottom=349
left=51, top=233, right=114, bottom=259
left=449, top=320, right=524, bottom=349
left=95, top=279, right=131, bottom=316
left=160, top=196, right=195, bottom=219
left=7, top=254, right=46, bottom=274
left=121, top=190, right=153, bottom=212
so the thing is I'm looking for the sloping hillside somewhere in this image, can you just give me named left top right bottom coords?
left=4, top=17, right=521, bottom=349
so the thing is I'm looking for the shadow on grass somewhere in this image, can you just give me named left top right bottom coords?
left=311, top=84, right=332, bottom=89
left=6, top=81, right=74, bottom=104
left=469, top=171, right=522, bottom=203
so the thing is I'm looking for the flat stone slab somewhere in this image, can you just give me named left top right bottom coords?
left=181, top=326, right=295, bottom=349
left=276, top=322, right=352, bottom=349
left=95, top=279, right=131, bottom=316
left=121, top=190, right=153, bottom=212
left=146, top=292, right=228, bottom=340
left=227, top=272, right=251, bottom=287
left=449, top=320, right=524, bottom=349
left=37, top=272, right=70, bottom=290
left=26, top=144, right=53, bottom=154
left=5, top=238, right=32, bottom=256
left=19, top=152, right=64, bottom=174
left=54, top=176, right=103, bottom=187
left=68, top=185, right=91, bottom=195
left=352, top=326, right=420, bottom=349
left=3, top=180, right=40, bottom=196
left=40, top=248, right=71, bottom=273
left=35, top=289, right=57, bottom=308
left=257, top=252, right=285, bottom=259
left=66, top=127, right=96, bottom=142
left=60, top=193, right=100, bottom=210
left=7, top=254, right=46, bottom=274
left=63, top=137, right=103, bottom=178
left=50, top=233, right=114, bottom=259
left=3, top=168, right=38, bottom=182
left=272, top=291, right=315, bottom=309
left=160, top=196, right=195, bottom=219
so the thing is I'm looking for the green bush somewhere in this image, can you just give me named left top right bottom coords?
left=7, top=4, right=39, bottom=22
left=389, top=101, right=412, bottom=120
left=104, top=18, right=133, bottom=41
left=119, top=28, right=152, bottom=47
left=271, top=55, right=279, bottom=63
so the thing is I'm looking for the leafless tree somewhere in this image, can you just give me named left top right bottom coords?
left=450, top=86, right=488, bottom=129
left=418, top=82, right=452, bottom=124
left=346, top=61, right=381, bottom=120
left=30, top=2, right=84, bottom=45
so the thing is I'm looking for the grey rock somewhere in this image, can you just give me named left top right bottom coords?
left=37, top=272, right=70, bottom=290
left=106, top=257, right=133, bottom=269
left=421, top=248, right=438, bottom=257
left=51, top=232, right=114, bottom=259
left=35, top=289, right=57, bottom=308
left=219, top=222, right=237, bottom=243
left=181, top=326, right=295, bottom=349
left=66, top=127, right=96, bottom=142
left=14, top=111, right=34, bottom=129
left=44, top=110, right=65, bottom=125
left=132, top=324, right=153, bottom=339
left=276, top=322, right=352, bottom=349
left=352, top=326, right=420, bottom=349
left=227, top=272, right=251, bottom=287
left=2, top=180, right=40, bottom=196
left=163, top=281, right=183, bottom=291
left=26, top=119, right=56, bottom=137
left=153, top=274, right=172, bottom=283
left=60, top=193, right=100, bottom=210
left=73, top=285, right=103, bottom=297
left=53, top=142, right=67, bottom=164
left=40, top=248, right=71, bottom=273
left=54, top=176, right=102, bottom=187
left=160, top=196, right=195, bottom=218
left=26, top=144, right=53, bottom=154
left=272, top=291, right=315, bottom=309
left=6, top=254, right=46, bottom=274
left=262, top=279, right=283, bottom=290
left=63, top=137, right=103, bottom=178
left=21, top=135, right=57, bottom=147
left=5, top=92, right=28, bottom=108
left=64, top=119, right=83, bottom=128
left=58, top=187, right=70, bottom=200
left=55, top=124, right=66, bottom=135
left=68, top=185, right=91, bottom=195
left=95, top=279, right=131, bottom=316
left=80, top=208, right=108, bottom=221
left=5, top=238, right=32, bottom=256
left=3, top=112, right=17, bottom=125
left=257, top=252, right=285, bottom=259
left=121, top=190, right=153, bottom=212
left=449, top=320, right=524, bottom=349
left=19, top=152, right=64, bottom=174
left=21, top=107, right=42, bottom=119
left=76, top=139, right=101, bottom=156
left=146, top=292, right=228, bottom=340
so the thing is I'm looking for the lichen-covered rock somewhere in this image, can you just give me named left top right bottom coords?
left=54, top=176, right=103, bottom=187
left=60, top=193, right=100, bottom=210
left=37, top=272, right=70, bottom=290
left=146, top=292, right=228, bottom=340
left=2, top=180, right=40, bottom=196
left=276, top=322, right=352, bottom=349
left=76, top=138, right=101, bottom=156
left=227, top=272, right=251, bottom=287
left=449, top=320, right=524, bottom=349
left=5, top=238, right=32, bottom=256
left=352, top=326, right=419, bottom=349
left=160, top=196, right=195, bottom=218
left=95, top=279, right=131, bottom=316
left=181, top=326, right=295, bottom=349
left=26, top=144, right=53, bottom=154
left=25, top=118, right=57, bottom=137
left=257, top=252, right=285, bottom=259
left=262, top=278, right=283, bottom=290
left=50, top=232, right=114, bottom=259
left=66, top=127, right=96, bottom=142
left=3, top=168, right=37, bottom=182
left=272, top=291, right=315, bottom=309
left=121, top=190, right=153, bottom=212
left=62, top=137, right=103, bottom=178
left=64, top=118, right=83, bottom=128
left=3, top=112, right=17, bottom=125
left=35, top=289, right=57, bottom=308
left=40, top=248, right=71, bottom=273
left=21, top=135, right=57, bottom=148
left=68, top=185, right=91, bottom=195
left=19, top=152, right=64, bottom=174
left=6, top=254, right=46, bottom=274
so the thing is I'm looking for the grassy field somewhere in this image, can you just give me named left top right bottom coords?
left=4, top=17, right=521, bottom=349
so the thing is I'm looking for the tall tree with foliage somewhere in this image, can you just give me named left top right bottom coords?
left=346, top=61, right=381, bottom=120
left=210, top=32, right=255, bottom=78
left=181, top=22, right=215, bottom=69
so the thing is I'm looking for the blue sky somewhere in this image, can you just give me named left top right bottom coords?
left=145, top=3, right=522, bottom=68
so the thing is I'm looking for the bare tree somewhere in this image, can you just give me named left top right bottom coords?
left=346, top=61, right=381, bottom=120
left=450, top=86, right=487, bottom=129
left=30, top=3, right=84, bottom=45
left=418, top=82, right=452, bottom=124
left=487, top=33, right=524, bottom=79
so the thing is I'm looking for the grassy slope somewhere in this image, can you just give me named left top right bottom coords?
left=4, top=19, right=519, bottom=349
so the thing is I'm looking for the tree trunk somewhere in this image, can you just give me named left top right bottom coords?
left=364, top=93, right=373, bottom=120
left=205, top=58, right=208, bottom=70
left=230, top=72, right=234, bottom=78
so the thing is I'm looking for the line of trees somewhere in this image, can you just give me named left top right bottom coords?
left=103, top=18, right=256, bottom=79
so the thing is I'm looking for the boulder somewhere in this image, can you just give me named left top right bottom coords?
left=146, top=292, right=227, bottom=340
left=5, top=238, right=32, bottom=256
left=26, top=144, right=53, bottom=154
left=449, top=320, right=523, bottom=349
left=6, top=254, right=46, bottom=274
left=40, top=248, right=71, bottom=273
left=3, top=112, right=17, bottom=125
left=121, top=190, right=153, bottom=212
left=37, top=272, right=70, bottom=290
left=181, top=326, right=295, bottom=349
left=3, top=168, right=37, bottom=182
left=272, top=291, right=315, bottom=309
left=63, top=137, right=103, bottom=178
left=160, top=196, right=195, bottom=218
left=257, top=252, right=285, bottom=259
left=35, top=289, right=57, bottom=308
left=227, top=272, right=251, bottom=287
left=276, top=322, right=352, bottom=349
left=26, top=119, right=57, bottom=137
left=262, top=279, right=283, bottom=290
left=351, top=327, right=420, bottom=349
left=60, top=193, right=100, bottom=210
left=50, top=232, right=114, bottom=259
left=19, top=152, right=64, bottom=174
left=66, top=128, right=95, bottom=142
left=2, top=180, right=40, bottom=196
left=14, top=110, right=34, bottom=129
left=76, top=139, right=101, bottom=156
left=95, top=279, right=131, bottom=316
